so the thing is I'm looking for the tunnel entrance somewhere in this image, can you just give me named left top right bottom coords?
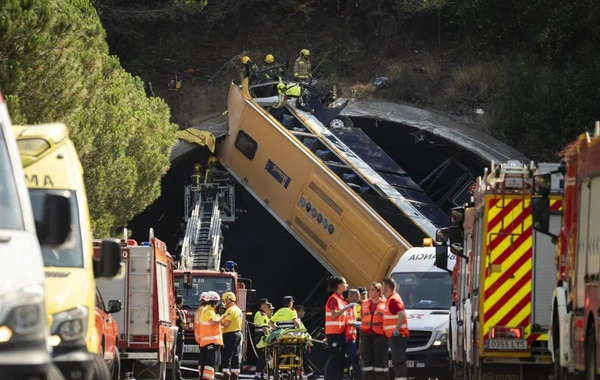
left=128, top=117, right=487, bottom=328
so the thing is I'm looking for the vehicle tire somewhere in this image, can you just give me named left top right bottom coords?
left=328, top=116, right=353, bottom=129
left=92, top=353, right=112, bottom=380
left=585, top=324, right=598, bottom=380
left=48, top=363, right=66, bottom=380
left=111, top=348, right=121, bottom=380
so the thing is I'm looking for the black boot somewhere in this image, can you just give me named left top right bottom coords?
left=222, top=373, right=230, bottom=380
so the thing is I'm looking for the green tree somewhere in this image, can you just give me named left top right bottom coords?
left=0, top=0, right=178, bottom=237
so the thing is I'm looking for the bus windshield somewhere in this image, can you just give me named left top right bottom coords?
left=174, top=275, right=235, bottom=309
left=392, top=271, right=453, bottom=310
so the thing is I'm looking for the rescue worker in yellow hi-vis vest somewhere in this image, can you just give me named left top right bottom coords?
left=253, top=299, right=271, bottom=380
left=220, top=292, right=244, bottom=380
left=197, top=291, right=226, bottom=380
left=295, top=305, right=315, bottom=380
left=269, top=296, right=301, bottom=330
left=275, top=80, right=314, bottom=114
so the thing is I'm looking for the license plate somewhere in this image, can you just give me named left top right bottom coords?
left=184, top=345, right=200, bottom=353
left=486, top=339, right=527, bottom=350
left=403, top=361, right=425, bottom=368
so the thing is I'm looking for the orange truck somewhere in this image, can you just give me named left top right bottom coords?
left=95, top=287, right=121, bottom=380
left=95, top=229, right=180, bottom=379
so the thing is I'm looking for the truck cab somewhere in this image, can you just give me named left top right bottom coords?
left=174, top=264, right=256, bottom=367
left=13, top=123, right=121, bottom=379
left=389, top=238, right=455, bottom=380
left=0, top=96, right=71, bottom=379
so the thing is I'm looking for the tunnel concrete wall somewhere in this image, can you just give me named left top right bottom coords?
left=170, top=99, right=528, bottom=164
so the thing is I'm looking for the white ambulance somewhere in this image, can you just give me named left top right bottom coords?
left=0, top=94, right=70, bottom=379
left=389, top=238, right=456, bottom=380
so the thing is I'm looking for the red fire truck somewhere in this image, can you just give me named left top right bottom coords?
left=174, top=265, right=255, bottom=369
left=175, top=173, right=256, bottom=370
left=532, top=121, right=600, bottom=380
left=95, top=228, right=179, bottom=379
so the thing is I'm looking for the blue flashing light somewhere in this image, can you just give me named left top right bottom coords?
left=225, top=261, right=235, bottom=269
left=142, top=242, right=151, bottom=247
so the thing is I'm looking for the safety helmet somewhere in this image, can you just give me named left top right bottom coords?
left=194, top=163, right=201, bottom=171
left=300, top=49, right=310, bottom=57
left=222, top=291, right=236, bottom=303
left=199, top=292, right=208, bottom=302
left=241, top=56, right=251, bottom=65
left=208, top=291, right=220, bottom=301
left=207, top=156, right=218, bottom=166
left=265, top=54, right=274, bottom=64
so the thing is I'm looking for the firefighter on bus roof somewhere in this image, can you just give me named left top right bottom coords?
left=197, top=291, right=226, bottom=380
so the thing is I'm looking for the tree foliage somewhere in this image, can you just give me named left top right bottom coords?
left=0, top=0, right=178, bottom=237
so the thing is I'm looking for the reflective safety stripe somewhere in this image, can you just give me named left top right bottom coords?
left=231, top=369, right=241, bottom=374
left=362, top=367, right=374, bottom=372
left=374, top=367, right=389, bottom=372
left=202, top=365, right=215, bottom=380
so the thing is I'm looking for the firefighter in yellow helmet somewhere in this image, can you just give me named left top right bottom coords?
left=239, top=55, right=259, bottom=85
left=220, top=292, right=244, bottom=380
left=191, top=163, right=203, bottom=191
left=262, top=54, right=284, bottom=81
left=293, top=49, right=312, bottom=82
left=203, top=156, right=228, bottom=200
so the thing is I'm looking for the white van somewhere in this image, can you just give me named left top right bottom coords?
left=389, top=241, right=456, bottom=380
left=0, top=94, right=70, bottom=380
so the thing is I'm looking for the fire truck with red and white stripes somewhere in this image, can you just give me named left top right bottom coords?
left=435, top=160, right=563, bottom=380
left=95, top=228, right=179, bottom=380
left=532, top=121, right=600, bottom=380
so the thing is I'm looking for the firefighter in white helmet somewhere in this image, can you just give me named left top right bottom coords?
left=220, top=292, right=244, bottom=380
left=198, top=291, right=225, bottom=380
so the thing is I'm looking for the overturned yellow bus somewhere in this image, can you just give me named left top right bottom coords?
left=216, top=78, right=449, bottom=286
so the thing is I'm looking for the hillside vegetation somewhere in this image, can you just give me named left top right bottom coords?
left=0, top=0, right=178, bottom=236
left=1, top=0, right=598, bottom=233
left=99, top=0, right=600, bottom=161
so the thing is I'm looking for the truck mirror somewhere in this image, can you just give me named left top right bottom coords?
left=37, top=193, right=72, bottom=247
left=448, top=226, right=464, bottom=252
left=107, top=300, right=122, bottom=314
left=94, top=239, right=122, bottom=278
left=534, top=173, right=552, bottom=197
left=183, top=272, right=193, bottom=289
left=247, top=289, right=257, bottom=309
left=434, top=245, right=449, bottom=271
left=532, top=197, right=552, bottom=235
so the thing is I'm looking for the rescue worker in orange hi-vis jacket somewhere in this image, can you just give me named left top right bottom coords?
left=196, top=291, right=226, bottom=380
left=345, top=289, right=362, bottom=380
left=359, top=282, right=387, bottom=380
left=325, top=276, right=355, bottom=380
left=381, top=277, right=409, bottom=380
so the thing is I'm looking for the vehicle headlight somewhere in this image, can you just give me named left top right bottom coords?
left=0, top=285, right=46, bottom=343
left=433, top=329, right=448, bottom=346
left=50, top=306, right=88, bottom=343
